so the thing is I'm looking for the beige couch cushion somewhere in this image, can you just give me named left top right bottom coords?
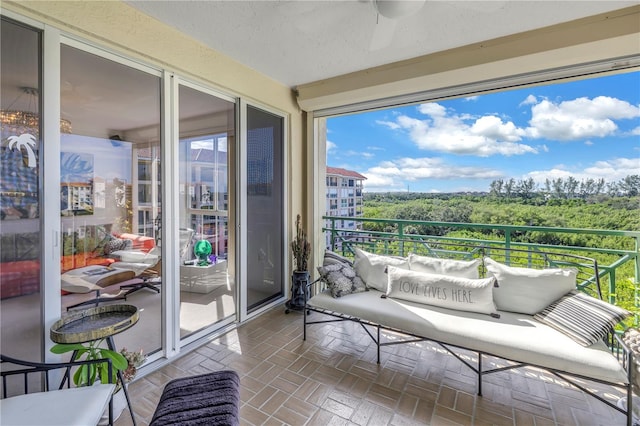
left=308, top=289, right=627, bottom=385
left=408, top=253, right=480, bottom=279
left=485, top=257, right=577, bottom=314
left=353, top=248, right=408, bottom=292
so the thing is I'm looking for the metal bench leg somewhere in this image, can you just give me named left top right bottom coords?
left=478, top=353, right=483, bottom=396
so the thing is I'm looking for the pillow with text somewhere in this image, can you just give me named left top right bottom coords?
left=386, top=266, right=499, bottom=317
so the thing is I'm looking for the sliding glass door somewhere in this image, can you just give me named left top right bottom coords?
left=0, top=17, right=43, bottom=360
left=1, top=12, right=289, bottom=370
left=59, top=43, right=162, bottom=355
left=245, top=105, right=285, bottom=312
left=178, top=83, right=236, bottom=339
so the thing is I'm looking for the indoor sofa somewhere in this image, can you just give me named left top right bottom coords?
left=0, top=232, right=155, bottom=300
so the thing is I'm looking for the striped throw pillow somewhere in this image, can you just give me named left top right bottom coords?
left=534, top=290, right=631, bottom=346
left=323, top=251, right=353, bottom=267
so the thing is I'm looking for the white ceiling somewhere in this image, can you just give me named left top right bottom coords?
left=126, top=0, right=637, bottom=88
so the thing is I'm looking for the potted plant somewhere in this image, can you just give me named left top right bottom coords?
left=119, top=347, right=147, bottom=383
left=51, top=341, right=145, bottom=424
left=99, top=347, right=147, bottom=425
left=50, top=339, right=128, bottom=386
left=286, top=214, right=311, bottom=313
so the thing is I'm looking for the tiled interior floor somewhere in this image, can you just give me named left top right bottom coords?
left=116, top=306, right=629, bottom=426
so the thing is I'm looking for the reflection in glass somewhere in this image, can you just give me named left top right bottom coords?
left=178, top=85, right=236, bottom=338
left=0, top=18, right=43, bottom=362
left=60, top=44, right=161, bottom=355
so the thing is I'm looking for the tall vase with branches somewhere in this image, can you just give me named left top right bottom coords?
left=291, top=214, right=310, bottom=273
left=287, top=214, right=311, bottom=313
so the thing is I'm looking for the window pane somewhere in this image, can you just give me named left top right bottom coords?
left=60, top=44, right=161, bottom=355
left=0, top=18, right=43, bottom=363
left=178, top=85, right=236, bottom=338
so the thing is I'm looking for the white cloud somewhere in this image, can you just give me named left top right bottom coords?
left=526, top=96, right=640, bottom=141
left=524, top=157, right=640, bottom=185
left=470, top=116, right=524, bottom=142
left=520, top=94, right=538, bottom=106
left=343, top=149, right=376, bottom=160
left=418, top=103, right=447, bottom=117
left=376, top=120, right=401, bottom=130
left=464, top=96, right=479, bottom=102
left=388, top=102, right=535, bottom=157
left=362, top=157, right=502, bottom=192
left=377, top=95, right=639, bottom=159
left=326, top=140, right=336, bottom=153
left=584, top=140, right=594, bottom=146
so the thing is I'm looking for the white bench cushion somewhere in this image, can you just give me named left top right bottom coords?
left=485, top=257, right=577, bottom=314
left=308, top=289, right=628, bottom=384
left=0, top=383, right=115, bottom=426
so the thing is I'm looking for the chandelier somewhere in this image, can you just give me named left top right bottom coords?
left=0, top=87, right=72, bottom=134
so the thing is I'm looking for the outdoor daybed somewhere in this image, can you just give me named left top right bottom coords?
left=303, top=245, right=637, bottom=425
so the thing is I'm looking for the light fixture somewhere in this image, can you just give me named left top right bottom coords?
left=0, top=86, right=72, bottom=134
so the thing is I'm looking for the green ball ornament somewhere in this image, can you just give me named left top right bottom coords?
left=194, top=240, right=212, bottom=265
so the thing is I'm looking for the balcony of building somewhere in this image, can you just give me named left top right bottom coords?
left=117, top=303, right=631, bottom=426
left=112, top=217, right=639, bottom=425
left=1, top=2, right=638, bottom=425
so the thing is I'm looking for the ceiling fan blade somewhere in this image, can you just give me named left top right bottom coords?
left=371, top=0, right=426, bottom=19
left=369, top=16, right=397, bottom=51
left=278, top=1, right=360, bottom=35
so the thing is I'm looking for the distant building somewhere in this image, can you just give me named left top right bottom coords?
left=325, top=167, right=366, bottom=249
left=60, top=182, right=93, bottom=216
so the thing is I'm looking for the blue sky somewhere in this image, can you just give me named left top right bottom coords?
left=327, top=72, right=640, bottom=193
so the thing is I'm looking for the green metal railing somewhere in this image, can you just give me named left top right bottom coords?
left=323, top=216, right=640, bottom=320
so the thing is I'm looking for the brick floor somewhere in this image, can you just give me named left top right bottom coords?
left=115, top=307, right=629, bottom=425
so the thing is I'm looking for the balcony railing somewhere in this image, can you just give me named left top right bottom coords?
left=324, top=215, right=640, bottom=322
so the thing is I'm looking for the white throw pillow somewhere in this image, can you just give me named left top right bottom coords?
left=386, top=266, right=499, bottom=317
left=408, top=253, right=480, bottom=279
left=485, top=257, right=577, bottom=315
left=353, top=248, right=408, bottom=292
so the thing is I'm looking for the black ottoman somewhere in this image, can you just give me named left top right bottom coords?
left=150, top=370, right=240, bottom=426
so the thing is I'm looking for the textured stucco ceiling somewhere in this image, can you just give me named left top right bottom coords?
left=126, top=0, right=637, bottom=88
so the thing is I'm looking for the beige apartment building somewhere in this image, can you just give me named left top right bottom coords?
left=325, top=166, right=366, bottom=248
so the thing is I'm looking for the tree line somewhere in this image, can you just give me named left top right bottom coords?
left=489, top=175, right=640, bottom=200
